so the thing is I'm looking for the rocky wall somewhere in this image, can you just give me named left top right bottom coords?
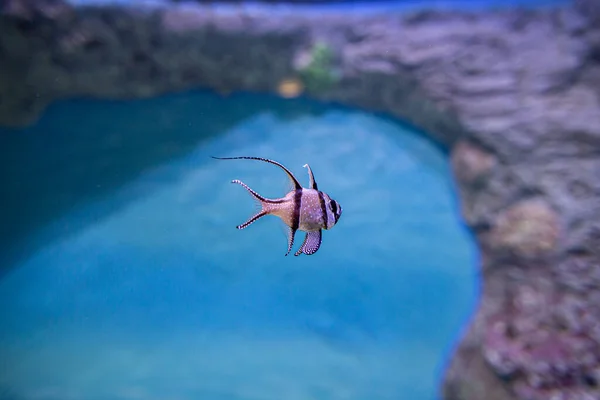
left=1, top=0, right=600, bottom=399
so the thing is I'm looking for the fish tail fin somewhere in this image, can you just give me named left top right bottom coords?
left=232, top=179, right=269, bottom=211
left=231, top=179, right=271, bottom=229
left=236, top=211, right=268, bottom=230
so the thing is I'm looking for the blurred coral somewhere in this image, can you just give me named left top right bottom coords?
left=490, top=199, right=560, bottom=259
left=451, top=140, right=497, bottom=188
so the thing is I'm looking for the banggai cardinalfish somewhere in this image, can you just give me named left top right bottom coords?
left=212, top=156, right=342, bottom=256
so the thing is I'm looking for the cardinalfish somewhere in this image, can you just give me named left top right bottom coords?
left=212, top=156, right=342, bottom=256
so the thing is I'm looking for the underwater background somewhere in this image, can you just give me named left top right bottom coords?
left=0, top=0, right=578, bottom=399
left=0, top=91, right=478, bottom=400
left=0, top=92, right=477, bottom=399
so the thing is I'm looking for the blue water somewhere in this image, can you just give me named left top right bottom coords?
left=0, top=92, right=479, bottom=400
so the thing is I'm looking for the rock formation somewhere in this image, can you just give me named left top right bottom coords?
left=1, top=0, right=599, bottom=399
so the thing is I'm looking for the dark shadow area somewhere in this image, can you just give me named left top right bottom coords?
left=0, top=89, right=334, bottom=274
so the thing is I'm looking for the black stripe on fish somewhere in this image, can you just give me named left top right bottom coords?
left=292, top=189, right=303, bottom=231
left=318, top=190, right=328, bottom=229
left=284, top=189, right=303, bottom=256
left=330, top=200, right=339, bottom=224
left=211, top=156, right=302, bottom=190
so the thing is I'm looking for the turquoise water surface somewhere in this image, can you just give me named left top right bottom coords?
left=0, top=92, right=479, bottom=400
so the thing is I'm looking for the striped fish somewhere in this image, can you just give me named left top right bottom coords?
left=212, top=156, right=342, bottom=256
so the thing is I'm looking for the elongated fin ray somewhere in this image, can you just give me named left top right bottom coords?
left=231, top=179, right=283, bottom=205
left=285, top=227, right=297, bottom=256
left=281, top=174, right=297, bottom=194
left=295, top=230, right=322, bottom=256
left=303, top=164, right=318, bottom=190
left=237, top=211, right=268, bottom=230
left=212, top=156, right=302, bottom=190
left=230, top=179, right=279, bottom=230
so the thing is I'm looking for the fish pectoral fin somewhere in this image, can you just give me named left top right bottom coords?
left=285, top=227, right=297, bottom=256
left=237, top=211, right=268, bottom=230
left=294, top=230, right=322, bottom=256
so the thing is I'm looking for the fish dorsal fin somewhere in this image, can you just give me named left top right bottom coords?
left=303, top=164, right=318, bottom=190
left=295, top=230, right=322, bottom=256
left=212, top=156, right=302, bottom=191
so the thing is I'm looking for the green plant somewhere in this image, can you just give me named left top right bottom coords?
left=298, top=42, right=339, bottom=93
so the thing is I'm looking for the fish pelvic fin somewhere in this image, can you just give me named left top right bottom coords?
left=285, top=227, right=297, bottom=256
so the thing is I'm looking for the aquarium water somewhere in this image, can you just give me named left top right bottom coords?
left=0, top=91, right=479, bottom=400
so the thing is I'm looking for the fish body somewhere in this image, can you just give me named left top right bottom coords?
left=212, top=156, right=342, bottom=256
